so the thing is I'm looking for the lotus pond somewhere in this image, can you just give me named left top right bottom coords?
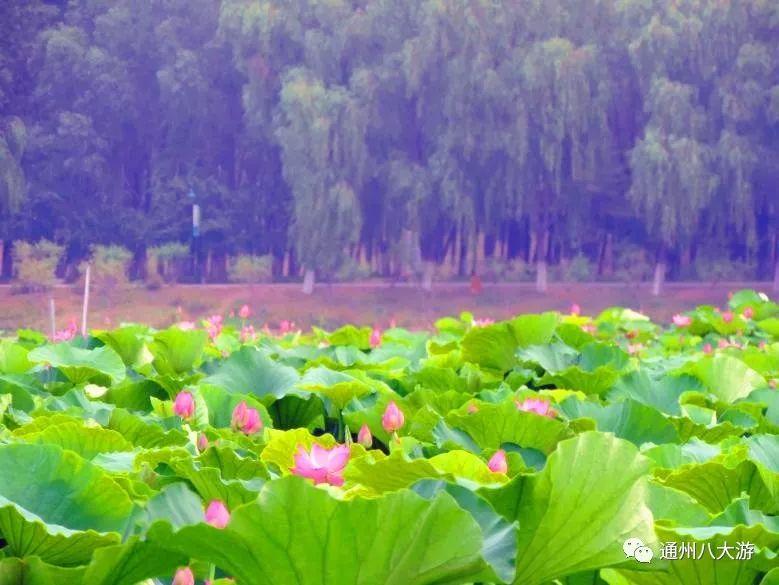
left=0, top=290, right=777, bottom=584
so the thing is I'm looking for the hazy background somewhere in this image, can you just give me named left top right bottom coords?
left=1, top=0, right=778, bottom=297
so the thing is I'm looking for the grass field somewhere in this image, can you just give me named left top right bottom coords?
left=2, top=281, right=776, bottom=333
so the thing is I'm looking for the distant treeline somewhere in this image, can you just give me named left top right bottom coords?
left=0, top=0, right=777, bottom=291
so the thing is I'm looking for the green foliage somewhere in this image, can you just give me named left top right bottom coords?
left=83, top=245, right=132, bottom=291
left=11, top=240, right=63, bottom=292
left=227, top=254, right=273, bottom=284
left=0, top=292, right=777, bottom=582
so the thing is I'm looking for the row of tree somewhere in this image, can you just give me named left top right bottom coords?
left=1, top=0, right=778, bottom=293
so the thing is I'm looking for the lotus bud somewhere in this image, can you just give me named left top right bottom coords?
left=205, top=500, right=230, bottom=529
left=488, top=450, right=508, bottom=474
left=173, top=391, right=195, bottom=420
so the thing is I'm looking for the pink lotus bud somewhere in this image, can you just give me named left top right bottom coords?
left=357, top=423, right=372, bottom=448
left=197, top=433, right=209, bottom=452
left=702, top=343, right=713, bottom=354
left=742, top=307, right=754, bottom=319
left=241, top=325, right=256, bottom=342
left=473, top=318, right=494, bottom=327
left=239, top=304, right=251, bottom=319
left=488, top=450, right=508, bottom=474
left=672, top=314, right=692, bottom=327
left=627, top=343, right=644, bottom=355
left=718, top=339, right=729, bottom=349
left=370, top=327, right=382, bottom=348
left=172, top=567, right=195, bottom=585
left=231, top=401, right=263, bottom=435
left=173, top=391, right=195, bottom=420
left=758, top=341, right=767, bottom=350
left=381, top=401, right=405, bottom=433
left=467, top=403, right=479, bottom=414
left=570, top=303, right=581, bottom=316
left=205, top=500, right=230, bottom=529
left=291, top=443, right=350, bottom=486
left=722, top=311, right=734, bottom=323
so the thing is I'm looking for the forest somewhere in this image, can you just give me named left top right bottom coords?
left=1, top=0, right=778, bottom=291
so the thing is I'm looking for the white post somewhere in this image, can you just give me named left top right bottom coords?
left=81, top=264, right=91, bottom=336
left=302, top=268, right=315, bottom=295
left=48, top=297, right=56, bottom=339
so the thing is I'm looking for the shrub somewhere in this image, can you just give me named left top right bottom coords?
left=561, top=253, right=594, bottom=282
left=613, top=244, right=653, bottom=283
left=694, top=256, right=756, bottom=282
left=333, top=256, right=372, bottom=282
left=227, top=254, right=273, bottom=283
left=81, top=245, right=132, bottom=293
left=147, top=243, right=190, bottom=286
left=11, top=240, right=64, bottom=293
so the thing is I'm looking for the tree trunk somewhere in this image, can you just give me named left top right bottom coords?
left=652, top=261, right=666, bottom=296
left=421, top=260, right=434, bottom=291
left=774, top=259, right=779, bottom=293
left=302, top=268, right=315, bottom=294
left=0, top=240, right=11, bottom=280
left=458, top=226, right=469, bottom=277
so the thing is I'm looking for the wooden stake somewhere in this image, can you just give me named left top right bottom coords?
left=81, top=264, right=91, bottom=336
left=48, top=297, right=56, bottom=339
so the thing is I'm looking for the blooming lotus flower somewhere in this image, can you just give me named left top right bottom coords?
left=52, top=318, right=78, bottom=342
left=205, top=500, right=230, bottom=528
left=291, top=443, right=350, bottom=486
left=702, top=343, right=713, bottom=354
left=488, top=450, right=508, bottom=474
left=581, top=323, right=597, bottom=334
left=672, top=314, right=692, bottom=327
left=172, top=567, right=195, bottom=585
left=197, top=433, right=209, bottom=452
left=239, top=304, right=251, bottom=319
left=205, top=315, right=223, bottom=339
left=357, top=423, right=372, bottom=448
left=742, top=307, right=754, bottom=319
left=173, top=391, right=195, bottom=419
left=516, top=398, right=556, bottom=418
left=231, top=401, right=263, bottom=435
left=722, top=311, right=734, bottom=323
left=178, top=321, right=196, bottom=330
left=381, top=401, right=405, bottom=433
left=570, top=303, right=581, bottom=316
left=370, top=327, right=382, bottom=348
left=473, top=318, right=495, bottom=327
left=241, top=325, right=256, bottom=342
left=627, top=343, right=644, bottom=355
left=279, top=320, right=295, bottom=335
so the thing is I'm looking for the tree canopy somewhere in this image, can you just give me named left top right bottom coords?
left=1, top=0, right=778, bottom=288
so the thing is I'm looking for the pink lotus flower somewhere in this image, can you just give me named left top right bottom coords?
left=570, top=303, right=581, bottom=316
left=52, top=318, right=78, bottom=342
left=231, top=401, right=263, bottom=435
left=742, top=307, right=754, bottom=319
left=357, top=423, right=372, bottom=448
left=672, top=314, right=692, bottom=327
left=172, top=567, right=195, bottom=585
left=370, top=327, right=382, bottom=348
left=239, top=304, right=251, bottom=319
left=627, top=343, right=644, bottom=355
left=173, top=391, right=195, bottom=420
left=205, top=315, right=223, bottom=340
left=718, top=338, right=729, bottom=349
left=205, top=500, right=230, bottom=528
left=702, top=343, right=713, bottom=354
left=473, top=318, right=495, bottom=327
left=178, top=321, right=196, bottom=330
left=467, top=403, right=479, bottom=414
left=516, top=398, right=556, bottom=418
left=488, top=450, right=508, bottom=474
left=722, top=311, right=734, bottom=323
left=381, top=401, right=405, bottom=433
left=581, top=323, right=597, bottom=334
left=241, top=325, right=256, bottom=342
left=758, top=341, right=767, bottom=350
left=197, top=433, right=209, bottom=452
left=279, top=320, right=296, bottom=335
left=291, top=444, right=350, bottom=486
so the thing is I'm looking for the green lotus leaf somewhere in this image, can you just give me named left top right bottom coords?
left=147, top=475, right=503, bottom=585
left=28, top=343, right=126, bottom=386
left=0, top=443, right=133, bottom=565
